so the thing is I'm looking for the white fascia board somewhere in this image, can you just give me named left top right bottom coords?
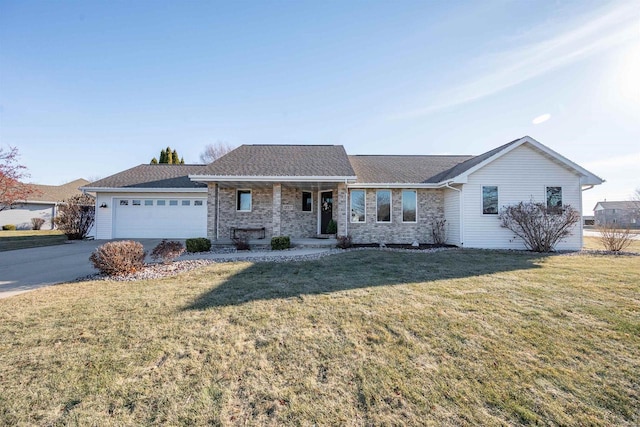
left=80, top=187, right=208, bottom=193
left=437, top=136, right=605, bottom=186
left=189, top=175, right=357, bottom=182
left=347, top=183, right=441, bottom=189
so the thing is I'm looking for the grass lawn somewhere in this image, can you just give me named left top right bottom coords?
left=0, top=229, right=67, bottom=251
left=0, top=250, right=638, bottom=425
left=583, top=235, right=640, bottom=252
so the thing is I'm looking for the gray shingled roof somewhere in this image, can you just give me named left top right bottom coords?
left=426, top=138, right=521, bottom=183
left=199, top=145, right=355, bottom=177
left=595, top=201, right=638, bottom=210
left=85, top=165, right=207, bottom=189
left=348, top=155, right=473, bottom=184
left=28, top=179, right=90, bottom=202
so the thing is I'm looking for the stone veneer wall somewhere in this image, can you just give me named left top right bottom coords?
left=280, top=186, right=319, bottom=238
left=346, top=188, right=445, bottom=244
left=217, top=187, right=274, bottom=240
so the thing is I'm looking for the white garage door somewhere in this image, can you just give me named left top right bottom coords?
left=113, top=197, right=207, bottom=238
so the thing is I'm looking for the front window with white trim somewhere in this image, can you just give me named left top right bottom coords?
left=237, top=190, right=252, bottom=212
left=376, top=190, right=391, bottom=222
left=302, top=191, right=312, bottom=212
left=482, top=186, right=498, bottom=215
left=350, top=190, right=365, bottom=223
left=546, top=186, right=562, bottom=213
left=402, top=190, right=417, bottom=222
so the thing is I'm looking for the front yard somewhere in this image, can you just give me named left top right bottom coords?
left=0, top=249, right=638, bottom=425
left=0, top=229, right=66, bottom=251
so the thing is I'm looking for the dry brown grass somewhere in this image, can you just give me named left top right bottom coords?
left=583, top=235, right=640, bottom=252
left=0, top=249, right=638, bottom=425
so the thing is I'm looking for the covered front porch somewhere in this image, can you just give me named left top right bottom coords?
left=203, top=181, right=349, bottom=242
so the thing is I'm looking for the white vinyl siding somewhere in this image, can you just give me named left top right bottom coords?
left=460, top=144, right=582, bottom=250
left=443, top=187, right=460, bottom=246
left=94, top=192, right=207, bottom=239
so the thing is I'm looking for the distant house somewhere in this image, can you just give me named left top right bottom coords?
left=593, top=201, right=640, bottom=229
left=0, top=179, right=89, bottom=230
left=83, top=136, right=604, bottom=250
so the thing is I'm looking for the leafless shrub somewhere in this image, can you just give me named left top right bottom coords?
left=89, top=240, right=147, bottom=276
left=150, top=240, right=185, bottom=264
left=31, top=218, right=45, bottom=230
left=232, top=235, right=250, bottom=250
left=499, top=201, right=580, bottom=252
left=597, top=224, right=633, bottom=252
left=336, top=235, right=352, bottom=249
left=55, top=194, right=95, bottom=240
left=431, top=219, right=447, bottom=245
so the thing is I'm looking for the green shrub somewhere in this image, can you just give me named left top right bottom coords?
left=326, top=219, right=337, bottom=234
left=186, top=237, right=211, bottom=253
left=2, top=224, right=17, bottom=231
left=89, top=240, right=147, bottom=276
left=271, top=236, right=290, bottom=250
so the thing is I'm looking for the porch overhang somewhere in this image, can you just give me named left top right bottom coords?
left=189, top=175, right=357, bottom=191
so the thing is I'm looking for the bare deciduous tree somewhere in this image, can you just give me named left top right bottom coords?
left=0, top=146, right=39, bottom=211
left=499, top=201, right=580, bottom=252
left=199, top=142, right=235, bottom=164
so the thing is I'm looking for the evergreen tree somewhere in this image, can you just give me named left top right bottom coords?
left=151, top=146, right=184, bottom=164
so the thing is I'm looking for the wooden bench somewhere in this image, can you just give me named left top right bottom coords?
left=230, top=226, right=266, bottom=239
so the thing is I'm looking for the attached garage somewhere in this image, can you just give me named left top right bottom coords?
left=112, top=197, right=207, bottom=239
left=81, top=164, right=210, bottom=240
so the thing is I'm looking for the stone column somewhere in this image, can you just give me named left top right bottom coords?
left=272, top=183, right=282, bottom=237
left=207, top=183, right=218, bottom=240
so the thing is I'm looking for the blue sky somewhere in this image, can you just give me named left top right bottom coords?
left=1, top=0, right=638, bottom=212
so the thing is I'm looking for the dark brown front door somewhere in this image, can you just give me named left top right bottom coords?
left=320, top=191, right=333, bottom=234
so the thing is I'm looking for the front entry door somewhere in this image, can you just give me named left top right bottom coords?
left=320, top=191, right=333, bottom=234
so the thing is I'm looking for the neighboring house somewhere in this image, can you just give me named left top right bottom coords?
left=0, top=179, right=90, bottom=230
left=593, top=201, right=640, bottom=229
left=82, top=136, right=604, bottom=250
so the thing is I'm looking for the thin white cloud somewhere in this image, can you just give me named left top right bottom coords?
left=532, top=113, right=551, bottom=124
left=393, top=0, right=639, bottom=119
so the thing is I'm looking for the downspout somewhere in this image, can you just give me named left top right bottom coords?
left=216, top=185, right=220, bottom=240
left=443, top=181, right=463, bottom=247
left=345, top=178, right=349, bottom=237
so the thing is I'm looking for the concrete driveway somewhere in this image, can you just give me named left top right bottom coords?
left=0, top=239, right=165, bottom=299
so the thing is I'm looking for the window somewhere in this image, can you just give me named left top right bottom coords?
left=182, top=200, right=190, bottom=206
left=350, top=190, right=365, bottom=222
left=157, top=200, right=166, bottom=206
left=169, top=200, right=178, bottom=206
left=302, top=191, right=312, bottom=212
left=546, top=186, right=562, bottom=213
left=144, top=200, right=153, bottom=206
left=132, top=199, right=141, bottom=206
left=376, top=190, right=391, bottom=222
left=482, top=186, right=498, bottom=214
left=237, top=190, right=251, bottom=211
left=119, top=200, right=129, bottom=206
left=402, top=190, right=417, bottom=222
left=194, top=200, right=203, bottom=206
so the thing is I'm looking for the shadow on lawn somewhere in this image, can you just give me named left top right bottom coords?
left=185, top=249, right=550, bottom=310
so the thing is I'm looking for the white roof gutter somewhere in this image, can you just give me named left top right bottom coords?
left=189, top=175, right=357, bottom=183
left=80, top=187, right=208, bottom=193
